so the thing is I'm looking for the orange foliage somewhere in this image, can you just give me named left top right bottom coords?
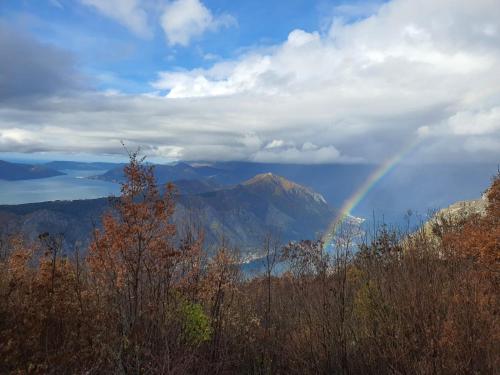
left=442, top=173, right=500, bottom=269
left=0, top=158, right=498, bottom=374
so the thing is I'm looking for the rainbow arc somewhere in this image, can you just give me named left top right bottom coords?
left=322, top=137, right=422, bottom=246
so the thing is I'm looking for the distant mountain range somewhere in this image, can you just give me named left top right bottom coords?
left=91, top=161, right=376, bottom=209
left=91, top=161, right=229, bottom=184
left=0, top=173, right=342, bottom=255
left=92, top=160, right=497, bottom=224
left=0, top=160, right=124, bottom=181
left=43, top=161, right=124, bottom=171
left=1, top=159, right=496, bottom=227
left=0, top=160, right=65, bottom=180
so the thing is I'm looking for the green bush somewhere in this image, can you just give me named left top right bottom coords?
left=181, top=301, right=212, bottom=346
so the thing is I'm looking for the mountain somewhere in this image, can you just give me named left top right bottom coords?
left=435, top=196, right=488, bottom=220
left=44, top=161, right=124, bottom=171
left=0, top=160, right=65, bottom=180
left=178, top=173, right=337, bottom=253
left=420, top=193, right=489, bottom=239
left=0, top=174, right=342, bottom=255
left=242, top=173, right=327, bottom=206
left=94, top=161, right=374, bottom=205
left=0, top=198, right=109, bottom=248
left=93, top=161, right=496, bottom=226
left=172, top=179, right=221, bottom=195
left=91, top=162, right=218, bottom=183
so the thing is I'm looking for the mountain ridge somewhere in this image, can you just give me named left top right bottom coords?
left=0, top=160, right=65, bottom=181
left=0, top=174, right=343, bottom=254
left=242, top=173, right=328, bottom=204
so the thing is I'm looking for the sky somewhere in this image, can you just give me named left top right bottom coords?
left=0, top=0, right=499, bottom=164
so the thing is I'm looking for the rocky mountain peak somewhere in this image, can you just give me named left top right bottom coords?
left=242, top=173, right=327, bottom=205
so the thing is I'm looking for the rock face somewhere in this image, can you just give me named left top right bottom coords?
left=435, top=196, right=488, bottom=219
left=420, top=193, right=489, bottom=240
left=242, top=173, right=328, bottom=205
left=0, top=174, right=347, bottom=255
left=0, top=160, right=65, bottom=180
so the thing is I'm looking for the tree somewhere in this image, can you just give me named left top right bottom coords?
left=87, top=149, right=181, bottom=371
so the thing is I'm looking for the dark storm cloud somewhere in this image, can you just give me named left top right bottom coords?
left=0, top=23, right=84, bottom=103
left=0, top=0, right=499, bottom=164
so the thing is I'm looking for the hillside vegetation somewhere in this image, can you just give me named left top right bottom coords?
left=0, top=154, right=498, bottom=374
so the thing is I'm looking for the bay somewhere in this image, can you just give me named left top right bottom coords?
left=0, top=170, right=120, bottom=205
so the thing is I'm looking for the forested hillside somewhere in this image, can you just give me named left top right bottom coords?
left=0, top=155, right=498, bottom=374
left=0, top=174, right=341, bottom=255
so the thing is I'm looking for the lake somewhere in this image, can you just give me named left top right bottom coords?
left=0, top=170, right=121, bottom=205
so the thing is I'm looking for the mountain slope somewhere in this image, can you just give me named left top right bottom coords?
left=93, top=161, right=496, bottom=226
left=421, top=193, right=489, bottom=239
left=242, top=173, right=327, bottom=205
left=178, top=174, right=335, bottom=252
left=0, top=160, right=65, bottom=180
left=92, top=162, right=221, bottom=184
left=173, top=179, right=221, bottom=195
left=0, top=174, right=339, bottom=254
left=44, top=161, right=123, bottom=171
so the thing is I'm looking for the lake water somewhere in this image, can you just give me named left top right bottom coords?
left=0, top=170, right=121, bottom=205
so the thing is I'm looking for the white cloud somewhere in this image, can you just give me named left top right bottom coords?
left=0, top=128, right=36, bottom=145
left=153, top=55, right=272, bottom=97
left=2, top=0, right=500, bottom=164
left=286, top=29, right=321, bottom=47
left=160, top=0, right=235, bottom=46
left=265, top=140, right=285, bottom=149
left=150, top=145, right=184, bottom=159
left=254, top=144, right=343, bottom=164
left=447, top=108, right=500, bottom=135
left=81, top=0, right=151, bottom=37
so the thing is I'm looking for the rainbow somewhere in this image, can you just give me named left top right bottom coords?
left=322, top=137, right=421, bottom=246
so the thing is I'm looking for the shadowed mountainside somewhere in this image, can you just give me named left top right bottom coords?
left=0, top=160, right=65, bottom=180
left=43, top=160, right=124, bottom=171
left=0, top=174, right=342, bottom=255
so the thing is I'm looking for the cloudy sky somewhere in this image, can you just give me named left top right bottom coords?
left=0, top=0, right=499, bottom=164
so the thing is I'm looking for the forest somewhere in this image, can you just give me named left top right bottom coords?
left=0, top=153, right=498, bottom=374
